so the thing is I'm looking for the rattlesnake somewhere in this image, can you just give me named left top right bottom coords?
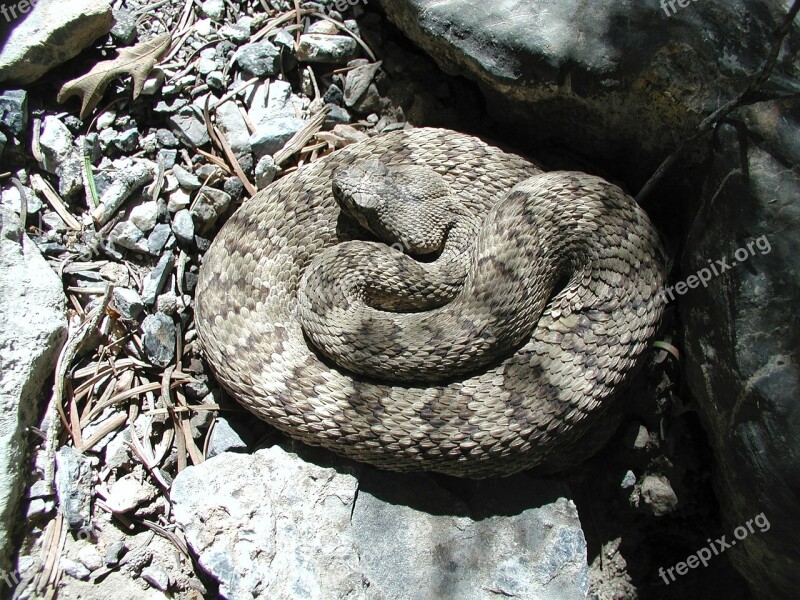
left=195, top=128, right=666, bottom=477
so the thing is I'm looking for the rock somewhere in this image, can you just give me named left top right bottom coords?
left=105, top=472, right=158, bottom=514
left=172, top=164, right=202, bottom=191
left=250, top=80, right=297, bottom=125
left=199, top=0, right=225, bottom=21
left=147, top=224, right=172, bottom=256
left=104, top=429, right=133, bottom=472
left=104, top=540, right=125, bottom=567
left=38, top=115, right=83, bottom=197
left=296, top=34, right=358, bottom=63
left=223, top=177, right=243, bottom=201
left=141, top=313, right=176, bottom=368
left=109, top=221, right=145, bottom=252
left=254, top=155, right=277, bottom=189
left=332, top=124, right=368, bottom=144
left=351, top=83, right=381, bottom=114
left=308, top=20, right=339, bottom=35
left=141, top=564, right=170, bottom=592
left=323, top=83, right=344, bottom=106
left=207, top=70, right=225, bottom=89
left=62, top=558, right=91, bottom=581
left=634, top=474, right=678, bottom=517
left=77, top=545, right=104, bottom=572
left=0, top=90, right=28, bottom=136
left=214, top=100, right=252, bottom=168
left=111, top=287, right=143, bottom=320
left=129, top=201, right=159, bottom=233
left=54, top=447, right=93, bottom=531
left=172, top=444, right=588, bottom=600
left=110, top=6, right=138, bottom=44
left=157, top=148, right=177, bottom=170
left=682, top=103, right=800, bottom=599
left=142, top=565, right=169, bottom=592
left=38, top=116, right=71, bottom=161
left=155, top=291, right=187, bottom=316
left=168, top=107, right=211, bottom=148
left=344, top=61, right=382, bottom=108
left=206, top=419, right=249, bottom=458
left=0, top=208, right=67, bottom=570
left=141, top=250, right=174, bottom=305
left=196, top=49, right=219, bottom=76
left=171, top=209, right=195, bottom=246
left=621, top=470, right=636, bottom=489
left=41, top=212, right=67, bottom=232
left=248, top=117, right=304, bottom=159
left=167, top=189, right=191, bottom=213
left=191, top=188, right=232, bottom=226
left=156, top=128, right=179, bottom=148
left=219, top=17, right=252, bottom=43
left=324, top=104, right=351, bottom=128
left=0, top=0, right=113, bottom=85
left=379, top=0, right=800, bottom=185
left=93, top=158, right=155, bottom=225
left=0, top=131, right=6, bottom=156
left=1, top=184, right=43, bottom=214
left=234, top=41, right=280, bottom=78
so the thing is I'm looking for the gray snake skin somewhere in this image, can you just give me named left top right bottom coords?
left=195, top=128, right=666, bottom=477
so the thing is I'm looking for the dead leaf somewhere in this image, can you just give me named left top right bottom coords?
left=57, top=33, right=172, bottom=120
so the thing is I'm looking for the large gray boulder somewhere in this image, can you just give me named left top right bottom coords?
left=0, top=208, right=67, bottom=572
left=380, top=0, right=800, bottom=184
left=681, top=100, right=800, bottom=600
left=378, top=2, right=800, bottom=597
left=171, top=443, right=588, bottom=600
left=0, top=0, right=113, bottom=85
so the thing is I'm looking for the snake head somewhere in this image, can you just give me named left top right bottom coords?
left=333, top=160, right=456, bottom=255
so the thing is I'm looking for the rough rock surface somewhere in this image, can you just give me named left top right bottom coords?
left=682, top=100, right=800, bottom=600
left=380, top=0, right=800, bottom=185
left=0, top=0, right=114, bottom=85
left=171, top=444, right=588, bottom=600
left=0, top=208, right=66, bottom=570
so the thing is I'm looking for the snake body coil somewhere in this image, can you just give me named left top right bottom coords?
left=196, top=128, right=666, bottom=477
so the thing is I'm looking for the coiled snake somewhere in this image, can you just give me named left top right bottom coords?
left=195, top=128, right=666, bottom=477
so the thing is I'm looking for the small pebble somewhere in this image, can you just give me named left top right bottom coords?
left=621, top=470, right=637, bottom=489
left=141, top=251, right=174, bottom=305
left=172, top=164, right=202, bottom=190
left=129, top=201, right=159, bottom=233
left=112, top=288, right=144, bottom=320
left=104, top=541, right=126, bottom=567
left=147, top=223, right=172, bottom=256
left=235, top=41, right=280, bottom=78
left=207, top=418, right=249, bottom=458
left=141, top=313, right=176, bottom=367
left=141, top=564, right=170, bottom=592
left=105, top=473, right=158, bottom=514
left=77, top=545, right=104, bottom=572
left=192, top=188, right=232, bottom=225
left=62, top=558, right=90, bottom=581
left=255, top=155, right=277, bottom=189
left=172, top=209, right=195, bottom=245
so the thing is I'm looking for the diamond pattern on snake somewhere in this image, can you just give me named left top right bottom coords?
left=195, top=128, right=667, bottom=478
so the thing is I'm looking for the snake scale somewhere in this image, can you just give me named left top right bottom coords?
left=195, top=128, right=666, bottom=478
